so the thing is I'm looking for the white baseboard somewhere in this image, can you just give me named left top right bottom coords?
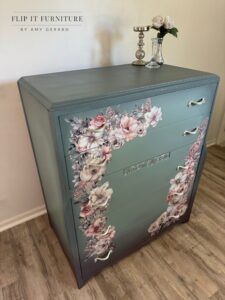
left=0, top=205, right=47, bottom=232
left=206, top=139, right=216, bottom=147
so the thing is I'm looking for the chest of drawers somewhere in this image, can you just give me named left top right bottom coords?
left=18, top=64, right=219, bottom=288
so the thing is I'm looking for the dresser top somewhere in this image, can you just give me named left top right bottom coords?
left=18, top=64, right=219, bottom=110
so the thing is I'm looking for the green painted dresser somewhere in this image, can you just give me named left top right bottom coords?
left=18, top=64, right=219, bottom=288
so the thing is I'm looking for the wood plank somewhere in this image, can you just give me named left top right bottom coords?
left=150, top=234, right=218, bottom=299
left=1, top=281, right=25, bottom=300
left=138, top=246, right=195, bottom=299
left=210, top=290, right=225, bottom=300
left=0, top=230, right=19, bottom=288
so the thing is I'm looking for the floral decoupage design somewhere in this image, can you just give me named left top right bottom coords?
left=66, top=99, right=162, bottom=261
left=148, top=117, right=208, bottom=236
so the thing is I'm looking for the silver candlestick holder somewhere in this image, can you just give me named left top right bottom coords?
left=132, top=26, right=150, bottom=66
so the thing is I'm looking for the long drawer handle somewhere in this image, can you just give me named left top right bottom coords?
left=188, top=98, right=206, bottom=107
left=177, top=165, right=188, bottom=171
left=174, top=192, right=184, bottom=196
left=94, top=249, right=112, bottom=263
left=183, top=127, right=198, bottom=136
left=170, top=215, right=180, bottom=220
left=98, top=198, right=110, bottom=207
left=101, top=225, right=112, bottom=236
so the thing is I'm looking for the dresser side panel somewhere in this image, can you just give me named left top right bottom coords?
left=19, top=85, right=70, bottom=254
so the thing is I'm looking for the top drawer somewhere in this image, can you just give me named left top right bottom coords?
left=59, top=83, right=216, bottom=156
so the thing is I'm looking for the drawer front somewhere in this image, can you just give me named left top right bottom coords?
left=71, top=136, right=205, bottom=280
left=79, top=191, right=168, bottom=280
left=60, top=83, right=216, bottom=157
left=65, top=115, right=207, bottom=190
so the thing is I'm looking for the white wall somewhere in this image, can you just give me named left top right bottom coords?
left=1, top=0, right=225, bottom=230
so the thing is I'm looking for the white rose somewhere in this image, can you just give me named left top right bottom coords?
left=152, top=15, right=164, bottom=29
left=164, top=16, right=175, bottom=29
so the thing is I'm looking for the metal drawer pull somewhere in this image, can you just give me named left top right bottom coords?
left=174, top=192, right=184, bottom=196
left=170, top=215, right=180, bottom=220
left=98, top=198, right=109, bottom=207
left=101, top=225, right=112, bottom=236
left=177, top=165, right=188, bottom=171
left=183, top=127, right=198, bottom=136
left=188, top=98, right=206, bottom=107
left=95, top=249, right=112, bottom=263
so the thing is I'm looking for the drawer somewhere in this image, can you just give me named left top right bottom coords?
left=71, top=143, right=201, bottom=279
left=65, top=115, right=207, bottom=190
left=59, top=83, right=216, bottom=156
left=80, top=208, right=165, bottom=280
left=74, top=186, right=170, bottom=280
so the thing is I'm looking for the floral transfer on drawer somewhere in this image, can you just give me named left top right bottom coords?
left=66, top=99, right=162, bottom=261
left=148, top=117, right=208, bottom=236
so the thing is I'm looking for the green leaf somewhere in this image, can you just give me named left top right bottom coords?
left=151, top=26, right=160, bottom=31
left=159, top=26, right=168, bottom=39
left=168, top=27, right=178, bottom=38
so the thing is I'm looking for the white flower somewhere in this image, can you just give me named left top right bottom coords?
left=76, top=132, right=103, bottom=152
left=144, top=106, right=162, bottom=127
left=164, top=16, right=175, bottom=29
left=136, top=122, right=147, bottom=137
left=108, top=128, right=125, bottom=150
left=85, top=156, right=106, bottom=167
left=152, top=15, right=164, bottom=29
left=170, top=172, right=188, bottom=186
left=80, top=157, right=106, bottom=182
left=88, top=126, right=105, bottom=138
left=88, top=182, right=113, bottom=207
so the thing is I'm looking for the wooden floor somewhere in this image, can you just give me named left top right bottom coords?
left=1, top=146, right=225, bottom=300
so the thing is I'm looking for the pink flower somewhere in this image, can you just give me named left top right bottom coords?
left=80, top=204, right=95, bottom=218
left=184, top=158, right=196, bottom=170
left=188, top=142, right=201, bottom=159
left=167, top=192, right=187, bottom=206
left=84, top=217, right=106, bottom=237
left=144, top=106, right=162, bottom=127
left=141, top=99, right=152, bottom=113
left=197, top=119, right=208, bottom=137
left=90, top=115, right=106, bottom=129
left=120, top=116, right=138, bottom=141
left=101, top=146, right=112, bottom=161
left=166, top=191, right=175, bottom=204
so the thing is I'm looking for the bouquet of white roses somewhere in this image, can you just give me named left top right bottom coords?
left=151, top=16, right=178, bottom=39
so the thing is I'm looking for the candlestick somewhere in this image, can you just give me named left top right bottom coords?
left=132, top=26, right=150, bottom=66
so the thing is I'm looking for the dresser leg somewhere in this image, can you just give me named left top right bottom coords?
left=181, top=212, right=191, bottom=223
